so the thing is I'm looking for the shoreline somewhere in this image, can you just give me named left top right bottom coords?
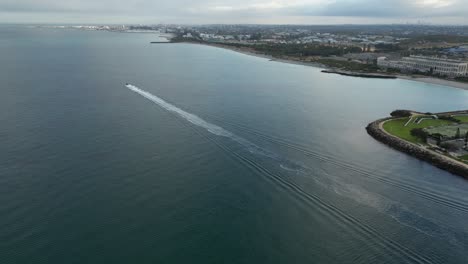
left=177, top=41, right=329, bottom=68
left=176, top=41, right=468, bottom=91
left=366, top=113, right=468, bottom=179
left=321, top=70, right=397, bottom=79
left=396, top=75, right=468, bottom=90
left=192, top=41, right=468, bottom=177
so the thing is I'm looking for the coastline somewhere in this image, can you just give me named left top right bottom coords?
left=176, top=41, right=468, bottom=91
left=179, top=41, right=329, bottom=68
left=200, top=41, right=468, bottom=177
left=397, top=75, right=468, bottom=90
left=366, top=115, right=468, bottom=179
left=173, top=41, right=468, bottom=176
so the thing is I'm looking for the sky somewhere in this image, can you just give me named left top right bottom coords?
left=1, top=0, right=467, bottom=25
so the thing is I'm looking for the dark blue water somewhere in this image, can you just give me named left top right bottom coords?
left=1, top=26, right=468, bottom=264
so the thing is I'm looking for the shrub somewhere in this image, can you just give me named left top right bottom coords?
left=438, top=115, right=460, bottom=123
left=410, top=128, right=428, bottom=142
left=430, top=133, right=444, bottom=145
left=455, top=77, right=468, bottom=83
left=440, top=141, right=458, bottom=152
left=390, top=110, right=412, bottom=118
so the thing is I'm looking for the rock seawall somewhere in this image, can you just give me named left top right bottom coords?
left=321, top=70, right=397, bottom=79
left=366, top=118, right=468, bottom=178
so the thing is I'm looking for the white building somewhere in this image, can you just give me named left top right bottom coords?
left=182, top=33, right=193, bottom=38
left=378, top=55, right=468, bottom=77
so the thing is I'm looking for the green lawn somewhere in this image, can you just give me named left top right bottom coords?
left=459, top=154, right=468, bottom=161
left=383, top=117, right=453, bottom=144
left=453, top=115, right=468, bottom=123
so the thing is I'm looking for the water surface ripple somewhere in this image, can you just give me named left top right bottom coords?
left=1, top=26, right=468, bottom=263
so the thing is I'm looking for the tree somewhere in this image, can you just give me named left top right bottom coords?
left=456, top=128, right=461, bottom=139
left=439, top=115, right=460, bottom=123
left=465, top=131, right=468, bottom=149
left=410, top=128, right=428, bottom=142
left=432, top=133, right=443, bottom=146
left=249, top=33, right=262, bottom=41
left=390, top=110, right=412, bottom=118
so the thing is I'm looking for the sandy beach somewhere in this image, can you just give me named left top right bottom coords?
left=397, top=75, right=468, bottom=90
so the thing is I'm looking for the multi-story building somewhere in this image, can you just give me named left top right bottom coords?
left=377, top=55, right=468, bottom=77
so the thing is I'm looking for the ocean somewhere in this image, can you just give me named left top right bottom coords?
left=1, top=25, right=468, bottom=263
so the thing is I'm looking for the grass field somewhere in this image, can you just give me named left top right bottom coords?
left=454, top=115, right=468, bottom=123
left=383, top=117, right=452, bottom=143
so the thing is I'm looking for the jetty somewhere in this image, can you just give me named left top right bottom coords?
left=322, top=70, right=397, bottom=79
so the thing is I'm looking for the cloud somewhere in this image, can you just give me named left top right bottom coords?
left=186, top=0, right=468, bottom=22
left=311, top=0, right=467, bottom=17
left=0, top=0, right=467, bottom=24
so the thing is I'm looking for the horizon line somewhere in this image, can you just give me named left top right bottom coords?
left=3, top=22, right=468, bottom=27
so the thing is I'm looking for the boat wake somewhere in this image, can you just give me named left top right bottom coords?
left=125, top=84, right=451, bottom=262
left=125, top=84, right=300, bottom=169
left=126, top=84, right=233, bottom=137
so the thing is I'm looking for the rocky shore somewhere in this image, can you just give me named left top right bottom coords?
left=366, top=118, right=468, bottom=178
left=321, top=70, right=397, bottom=79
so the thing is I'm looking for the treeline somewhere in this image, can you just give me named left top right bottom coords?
left=374, top=43, right=402, bottom=51
left=401, top=35, right=468, bottom=44
left=248, top=44, right=362, bottom=57
left=211, top=42, right=363, bottom=57
left=170, top=36, right=203, bottom=43
left=317, top=59, right=379, bottom=72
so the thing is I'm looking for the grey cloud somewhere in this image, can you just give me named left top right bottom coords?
left=0, top=0, right=467, bottom=24
left=282, top=0, right=468, bottom=18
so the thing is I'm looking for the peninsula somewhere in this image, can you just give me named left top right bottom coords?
left=367, top=110, right=468, bottom=178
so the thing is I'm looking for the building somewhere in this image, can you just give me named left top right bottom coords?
left=377, top=55, right=468, bottom=77
left=446, top=46, right=468, bottom=54
left=182, top=33, right=193, bottom=38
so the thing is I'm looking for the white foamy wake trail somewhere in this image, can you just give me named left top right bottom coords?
left=126, top=84, right=285, bottom=161
left=127, top=84, right=233, bottom=137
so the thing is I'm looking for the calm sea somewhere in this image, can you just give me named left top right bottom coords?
left=1, top=25, right=468, bottom=264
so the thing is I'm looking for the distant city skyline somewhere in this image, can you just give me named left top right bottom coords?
left=1, top=0, right=468, bottom=25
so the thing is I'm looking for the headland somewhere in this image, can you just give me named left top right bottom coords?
left=367, top=110, right=468, bottom=178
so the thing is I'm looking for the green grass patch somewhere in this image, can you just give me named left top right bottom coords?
left=453, top=115, right=468, bottom=123
left=458, top=155, right=468, bottom=161
left=383, top=117, right=452, bottom=144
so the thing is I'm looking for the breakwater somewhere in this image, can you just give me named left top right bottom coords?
left=322, top=70, right=397, bottom=79
left=366, top=118, right=468, bottom=178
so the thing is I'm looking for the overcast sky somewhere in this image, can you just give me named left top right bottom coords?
left=1, top=0, right=467, bottom=25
